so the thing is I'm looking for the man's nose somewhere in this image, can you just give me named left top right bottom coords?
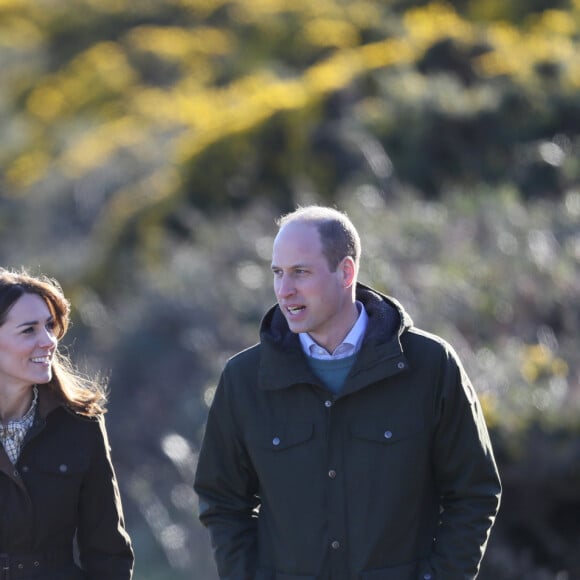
left=276, top=275, right=295, bottom=298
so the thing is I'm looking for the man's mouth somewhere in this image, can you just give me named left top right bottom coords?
left=286, top=306, right=305, bottom=315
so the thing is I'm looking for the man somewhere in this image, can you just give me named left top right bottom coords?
left=194, top=206, right=501, bottom=580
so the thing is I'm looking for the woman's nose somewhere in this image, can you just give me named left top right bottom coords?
left=39, top=329, right=57, bottom=348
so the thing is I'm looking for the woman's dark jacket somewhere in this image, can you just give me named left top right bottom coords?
left=194, top=284, right=502, bottom=580
left=0, top=387, right=134, bottom=579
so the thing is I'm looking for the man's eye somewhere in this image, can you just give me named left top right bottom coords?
left=22, top=327, right=34, bottom=334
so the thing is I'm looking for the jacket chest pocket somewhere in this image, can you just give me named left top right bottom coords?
left=246, top=422, right=316, bottom=481
left=19, top=453, right=89, bottom=528
left=348, top=419, right=429, bottom=483
left=23, top=453, right=88, bottom=501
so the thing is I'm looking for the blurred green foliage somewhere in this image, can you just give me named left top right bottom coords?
left=1, top=0, right=579, bottom=578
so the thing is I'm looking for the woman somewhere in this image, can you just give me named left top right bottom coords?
left=0, top=268, right=134, bottom=579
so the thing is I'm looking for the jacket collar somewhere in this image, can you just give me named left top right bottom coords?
left=0, top=385, right=64, bottom=484
left=37, top=384, right=67, bottom=418
left=257, top=283, right=413, bottom=394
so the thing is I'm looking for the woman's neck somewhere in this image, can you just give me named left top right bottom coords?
left=0, top=384, right=35, bottom=423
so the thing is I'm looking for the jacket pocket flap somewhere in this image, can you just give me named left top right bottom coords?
left=34, top=453, right=89, bottom=475
left=350, top=420, right=422, bottom=445
left=255, top=422, right=314, bottom=450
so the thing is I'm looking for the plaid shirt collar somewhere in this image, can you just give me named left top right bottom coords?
left=0, top=386, right=39, bottom=464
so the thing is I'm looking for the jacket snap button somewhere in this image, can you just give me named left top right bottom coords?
left=324, top=400, right=332, bottom=408
left=59, top=464, right=68, bottom=473
left=328, top=469, right=337, bottom=479
left=384, top=431, right=393, bottom=439
left=397, top=362, right=405, bottom=369
left=423, top=575, right=432, bottom=580
left=272, top=437, right=281, bottom=446
left=34, top=561, right=40, bottom=567
left=331, top=540, right=340, bottom=550
left=22, top=465, right=29, bottom=472
left=17, top=564, right=24, bottom=569
left=13, top=470, right=19, bottom=478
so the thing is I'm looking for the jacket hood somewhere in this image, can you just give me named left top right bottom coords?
left=257, top=283, right=414, bottom=394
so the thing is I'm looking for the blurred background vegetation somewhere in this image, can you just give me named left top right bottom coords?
left=1, top=0, right=579, bottom=578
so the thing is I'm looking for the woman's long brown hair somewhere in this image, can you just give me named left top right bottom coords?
left=0, top=268, right=107, bottom=416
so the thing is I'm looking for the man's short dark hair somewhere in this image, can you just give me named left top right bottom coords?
left=277, top=206, right=361, bottom=272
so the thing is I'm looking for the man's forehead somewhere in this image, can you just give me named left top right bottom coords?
left=274, top=221, right=319, bottom=246
left=278, top=219, right=318, bottom=234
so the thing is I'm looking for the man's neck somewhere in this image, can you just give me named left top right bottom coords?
left=311, top=301, right=360, bottom=355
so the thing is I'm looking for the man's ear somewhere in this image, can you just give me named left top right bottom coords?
left=341, top=256, right=357, bottom=288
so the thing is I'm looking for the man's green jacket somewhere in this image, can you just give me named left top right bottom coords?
left=194, top=284, right=501, bottom=580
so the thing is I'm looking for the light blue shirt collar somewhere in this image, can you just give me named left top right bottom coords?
left=299, top=301, right=368, bottom=360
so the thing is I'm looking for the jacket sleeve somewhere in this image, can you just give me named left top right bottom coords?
left=429, top=342, right=502, bottom=579
left=194, top=364, right=260, bottom=580
left=77, top=414, right=134, bottom=579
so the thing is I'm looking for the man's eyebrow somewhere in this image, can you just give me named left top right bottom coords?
left=271, top=263, right=310, bottom=270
